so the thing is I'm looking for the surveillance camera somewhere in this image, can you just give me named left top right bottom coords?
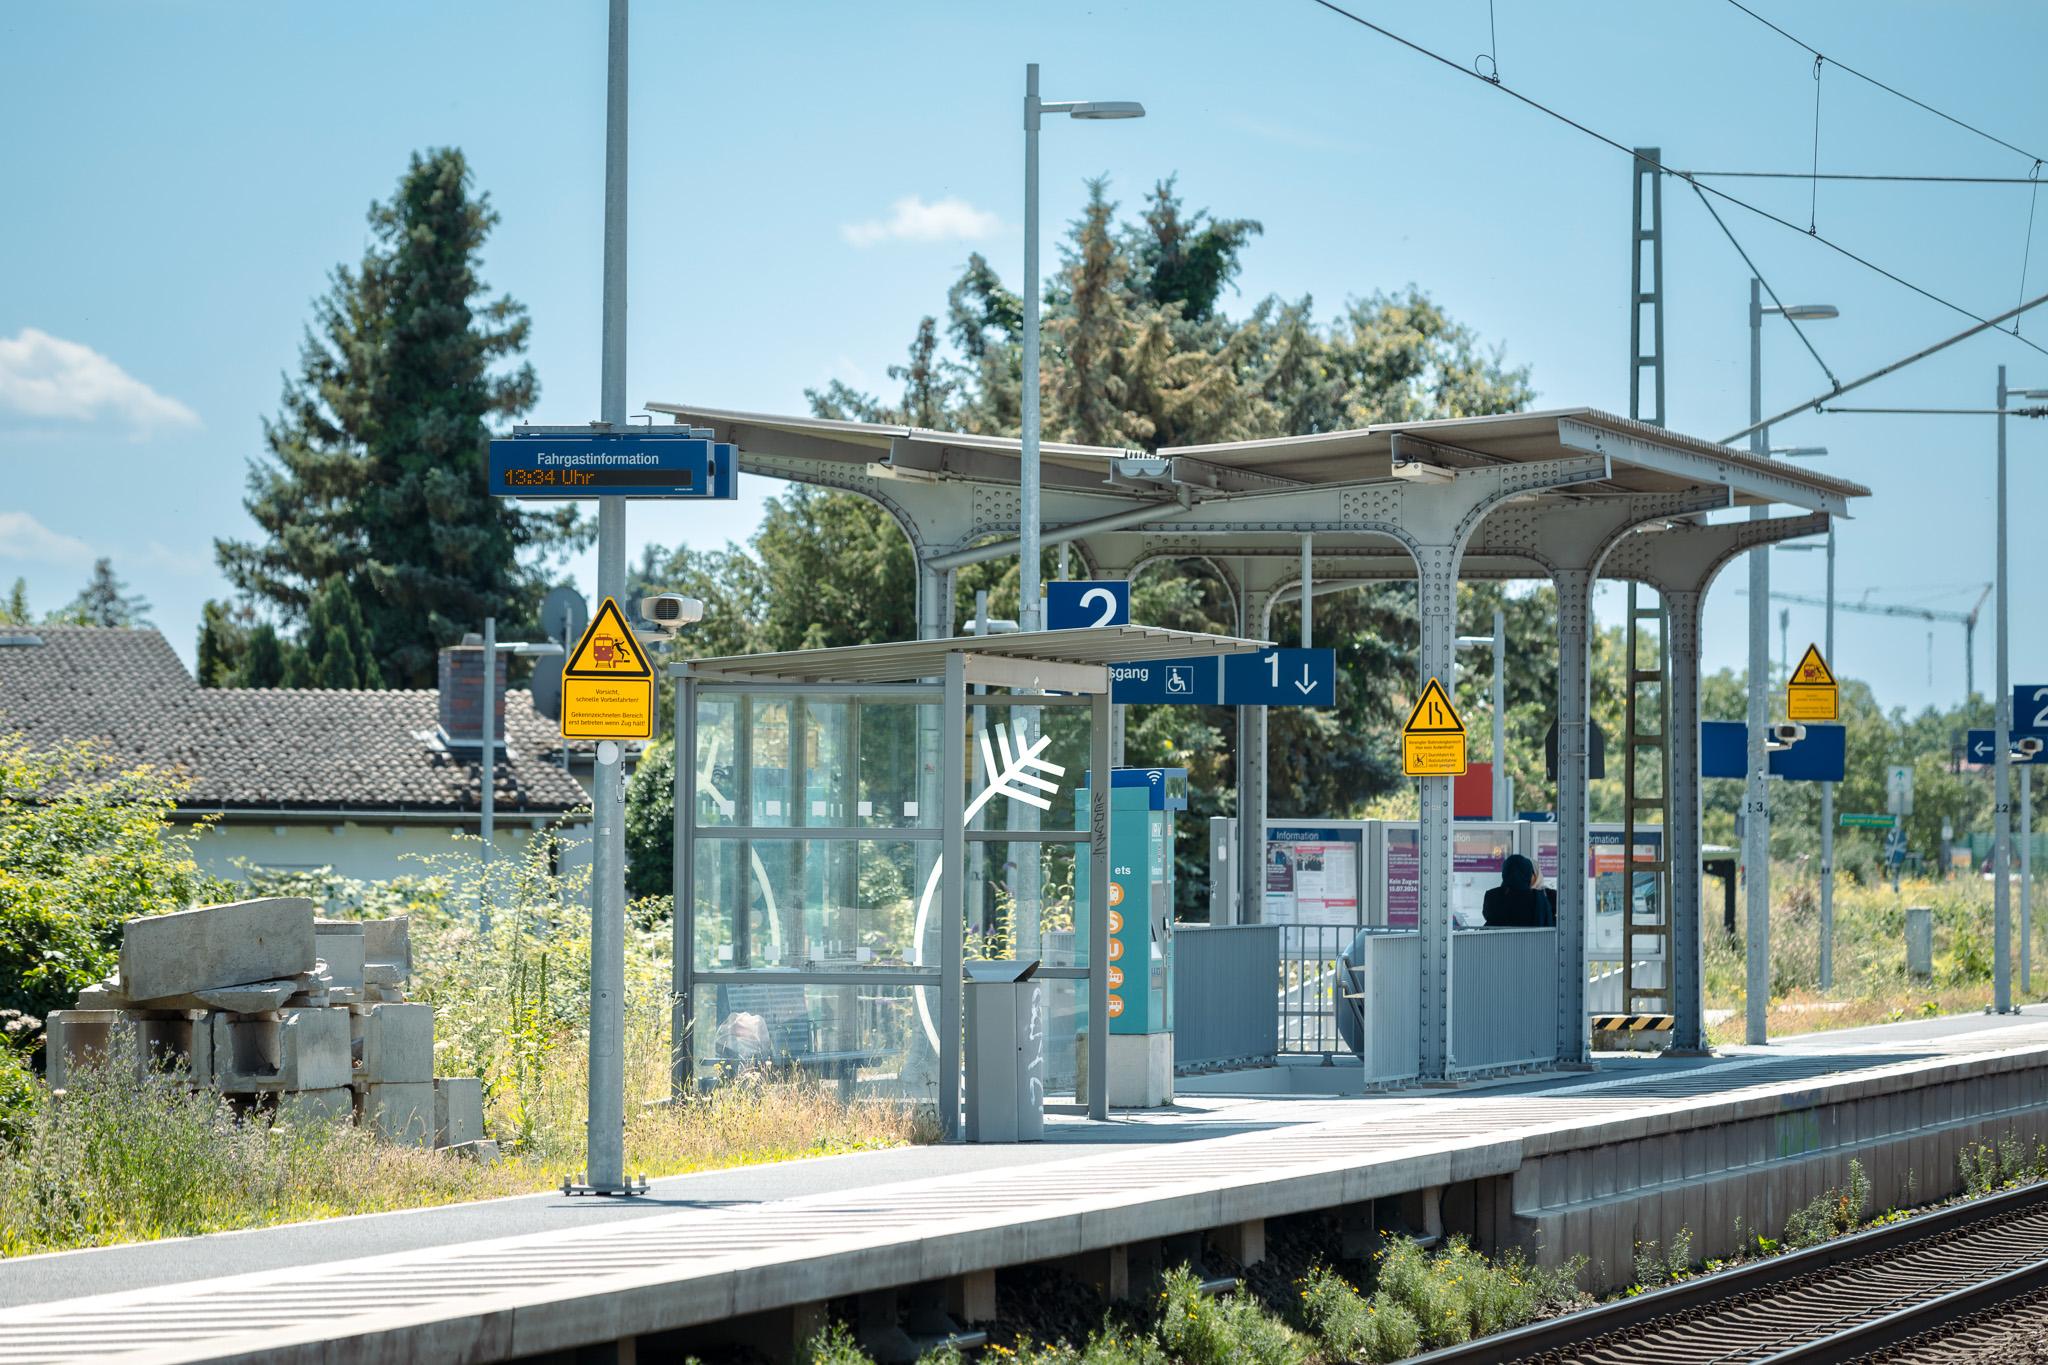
left=1766, top=722, right=1806, bottom=747
left=639, top=594, right=704, bottom=634
left=2017, top=736, right=2045, bottom=759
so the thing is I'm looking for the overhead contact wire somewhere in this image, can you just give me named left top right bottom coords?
left=1302, top=0, right=2048, bottom=362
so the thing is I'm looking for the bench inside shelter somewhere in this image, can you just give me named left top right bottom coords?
left=711, top=979, right=881, bottom=1085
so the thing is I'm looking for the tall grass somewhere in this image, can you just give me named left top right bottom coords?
left=0, top=837, right=930, bottom=1258
left=1703, top=867, right=2044, bottom=1041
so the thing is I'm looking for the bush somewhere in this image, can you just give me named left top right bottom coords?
left=1156, top=1265, right=1307, bottom=1365
left=623, top=736, right=674, bottom=899
left=1299, top=1236, right=1584, bottom=1360
left=0, top=736, right=221, bottom=1028
left=1782, top=1159, right=1871, bottom=1249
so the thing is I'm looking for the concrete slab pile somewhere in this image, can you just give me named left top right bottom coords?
left=44, top=899, right=484, bottom=1152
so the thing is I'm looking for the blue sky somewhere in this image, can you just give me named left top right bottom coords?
left=4, top=1, right=2045, bottom=715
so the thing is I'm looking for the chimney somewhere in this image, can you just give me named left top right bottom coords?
left=437, top=644, right=508, bottom=747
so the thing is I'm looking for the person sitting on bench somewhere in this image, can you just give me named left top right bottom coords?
left=1482, top=853, right=1556, bottom=928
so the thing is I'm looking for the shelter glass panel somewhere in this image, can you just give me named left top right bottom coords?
left=693, top=837, right=925, bottom=969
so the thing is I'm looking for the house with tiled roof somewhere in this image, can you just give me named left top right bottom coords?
left=0, top=625, right=591, bottom=883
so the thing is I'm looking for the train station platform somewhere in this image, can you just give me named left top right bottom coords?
left=3, top=1009, right=2046, bottom=1364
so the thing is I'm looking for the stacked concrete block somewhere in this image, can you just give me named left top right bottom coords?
left=58, top=898, right=484, bottom=1152
left=360, top=1082, right=436, bottom=1147
left=45, top=1008, right=211, bottom=1090
left=434, top=1077, right=485, bottom=1147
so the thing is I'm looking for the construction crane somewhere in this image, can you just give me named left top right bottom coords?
left=1739, top=585, right=1991, bottom=697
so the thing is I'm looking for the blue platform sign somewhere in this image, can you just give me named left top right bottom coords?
left=1108, top=656, right=1219, bottom=704
left=1700, top=721, right=1845, bottom=782
left=1222, top=648, right=1337, bottom=707
left=1046, top=580, right=1130, bottom=631
left=1968, top=729, right=2048, bottom=765
left=2015, top=686, right=2048, bottom=737
left=488, top=431, right=738, bottom=499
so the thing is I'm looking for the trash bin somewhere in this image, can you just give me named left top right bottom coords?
left=964, top=959, right=1045, bottom=1143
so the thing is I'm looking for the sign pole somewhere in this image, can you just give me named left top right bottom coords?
left=481, top=614, right=496, bottom=933
left=1995, top=365, right=2014, bottom=1013
left=584, top=0, right=632, bottom=1194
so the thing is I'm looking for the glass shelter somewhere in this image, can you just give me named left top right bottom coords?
left=672, top=626, right=1261, bottom=1139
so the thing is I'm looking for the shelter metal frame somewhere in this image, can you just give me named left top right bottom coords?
left=672, top=626, right=1262, bottom=1140
left=649, top=401, right=1870, bottom=1077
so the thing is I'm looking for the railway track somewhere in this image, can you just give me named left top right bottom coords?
left=1413, top=1179, right=2048, bottom=1363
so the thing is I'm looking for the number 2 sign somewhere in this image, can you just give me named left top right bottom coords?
left=1046, top=580, right=1130, bottom=631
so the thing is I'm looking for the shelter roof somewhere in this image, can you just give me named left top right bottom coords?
left=684, top=625, right=1267, bottom=686
left=645, top=403, right=1870, bottom=511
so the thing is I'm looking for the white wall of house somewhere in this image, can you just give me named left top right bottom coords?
left=190, top=818, right=594, bottom=886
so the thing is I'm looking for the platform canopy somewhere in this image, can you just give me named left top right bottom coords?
left=684, top=623, right=1266, bottom=686
left=650, top=397, right=1875, bottom=1080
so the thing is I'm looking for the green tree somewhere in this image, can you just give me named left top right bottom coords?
left=235, top=623, right=289, bottom=688
left=216, top=147, right=584, bottom=687
left=0, top=737, right=217, bottom=1027
left=279, top=577, right=384, bottom=689
left=50, top=559, right=150, bottom=628
left=0, top=579, right=30, bottom=626
left=628, top=177, right=1535, bottom=911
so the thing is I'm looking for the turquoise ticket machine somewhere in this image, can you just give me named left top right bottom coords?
left=1075, top=767, right=1186, bottom=1104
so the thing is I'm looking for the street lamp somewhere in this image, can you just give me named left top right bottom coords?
left=1020, top=64, right=1145, bottom=631
left=1744, top=282, right=1840, bottom=1043
left=1995, top=373, right=2048, bottom=1008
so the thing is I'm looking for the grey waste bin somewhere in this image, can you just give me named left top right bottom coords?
left=964, top=959, right=1045, bottom=1143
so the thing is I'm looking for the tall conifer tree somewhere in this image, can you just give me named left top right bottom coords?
left=217, top=149, right=582, bottom=686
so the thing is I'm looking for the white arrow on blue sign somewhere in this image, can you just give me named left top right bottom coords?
left=1968, top=729, right=2047, bottom=765
left=1106, top=648, right=1336, bottom=707
left=1046, top=580, right=1130, bottom=630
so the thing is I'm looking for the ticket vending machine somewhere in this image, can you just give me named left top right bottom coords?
left=1074, top=767, right=1185, bottom=1106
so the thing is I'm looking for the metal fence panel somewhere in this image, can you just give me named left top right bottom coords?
left=1452, top=927, right=1558, bottom=1072
left=1172, top=924, right=1279, bottom=1069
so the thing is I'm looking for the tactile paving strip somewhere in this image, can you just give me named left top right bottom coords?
left=4, top=1027, right=2045, bottom=1365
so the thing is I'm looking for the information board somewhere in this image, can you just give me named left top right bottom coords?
left=1262, top=825, right=1362, bottom=925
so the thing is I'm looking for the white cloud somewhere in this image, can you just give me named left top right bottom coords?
left=0, top=511, right=94, bottom=569
left=842, top=195, right=1002, bottom=248
left=0, top=327, right=200, bottom=434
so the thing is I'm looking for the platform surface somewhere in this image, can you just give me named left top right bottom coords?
left=3, top=1007, right=2046, bottom=1363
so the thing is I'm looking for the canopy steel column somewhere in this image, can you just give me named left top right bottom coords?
left=1473, top=490, right=1730, bottom=1066
left=1606, top=510, right=1833, bottom=1051
left=1350, top=454, right=1613, bottom=1078
left=940, top=654, right=967, bottom=1139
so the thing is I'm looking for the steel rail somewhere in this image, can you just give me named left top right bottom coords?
left=1409, top=1178, right=2048, bottom=1364
left=1763, top=1253, right=2048, bottom=1362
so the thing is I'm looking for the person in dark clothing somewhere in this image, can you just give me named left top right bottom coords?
left=1482, top=852, right=1557, bottom=928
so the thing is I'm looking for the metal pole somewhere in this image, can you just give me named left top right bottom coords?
left=672, top=672, right=696, bottom=1099
left=480, top=615, right=496, bottom=932
left=2024, top=762, right=2034, bottom=995
left=1300, top=534, right=1313, bottom=648
left=1088, top=681, right=1112, bottom=1119
left=1995, top=366, right=2014, bottom=1013
left=1819, top=529, right=1835, bottom=992
left=1492, top=605, right=1507, bottom=821
left=1019, top=63, right=1043, bottom=633
left=941, top=654, right=967, bottom=1138
left=584, top=0, right=631, bottom=1193
left=1745, top=278, right=1773, bottom=1045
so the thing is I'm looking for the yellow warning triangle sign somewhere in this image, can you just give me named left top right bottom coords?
left=1790, top=643, right=1835, bottom=687
left=564, top=597, right=654, bottom=680
left=1403, top=677, right=1466, bottom=736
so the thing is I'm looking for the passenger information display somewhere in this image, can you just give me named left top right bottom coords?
left=488, top=431, right=738, bottom=499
